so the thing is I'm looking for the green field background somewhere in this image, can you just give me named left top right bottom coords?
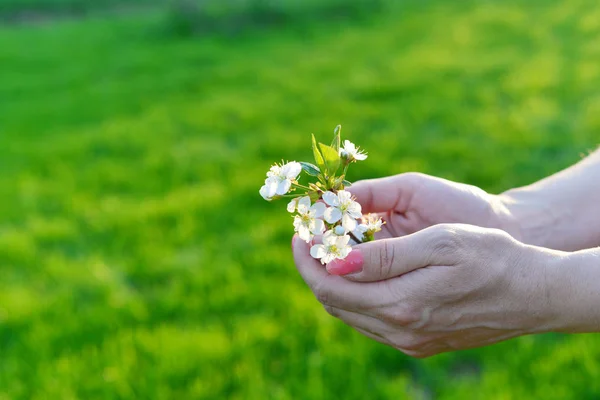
left=1, top=0, right=600, bottom=398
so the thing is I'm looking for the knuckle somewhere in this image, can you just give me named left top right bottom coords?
left=402, top=172, right=425, bottom=182
left=380, top=304, right=422, bottom=327
left=487, top=228, right=514, bottom=245
left=395, top=334, right=424, bottom=352
left=378, top=241, right=397, bottom=279
left=314, top=282, right=331, bottom=306
left=430, top=225, right=463, bottom=261
left=468, top=227, right=516, bottom=260
left=366, top=242, right=397, bottom=280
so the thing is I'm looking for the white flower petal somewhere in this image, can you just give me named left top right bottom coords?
left=343, top=140, right=355, bottom=152
left=265, top=179, right=278, bottom=197
left=362, top=214, right=383, bottom=231
left=293, top=215, right=303, bottom=230
left=322, top=253, right=336, bottom=264
left=287, top=198, right=299, bottom=213
left=297, top=196, right=311, bottom=214
left=267, top=165, right=280, bottom=178
left=276, top=179, right=292, bottom=195
left=371, top=221, right=383, bottom=231
left=310, top=202, right=326, bottom=218
left=322, top=191, right=338, bottom=206
left=322, top=230, right=337, bottom=245
left=355, top=224, right=368, bottom=234
left=298, top=226, right=312, bottom=242
left=352, top=228, right=365, bottom=242
left=339, top=245, right=351, bottom=259
left=347, top=202, right=362, bottom=219
left=310, top=244, right=327, bottom=259
left=259, top=185, right=272, bottom=200
left=341, top=213, right=357, bottom=231
left=324, top=207, right=342, bottom=224
left=340, top=140, right=367, bottom=161
left=337, top=234, right=351, bottom=247
left=337, top=190, right=352, bottom=204
left=310, top=218, right=325, bottom=235
left=283, top=162, right=302, bottom=180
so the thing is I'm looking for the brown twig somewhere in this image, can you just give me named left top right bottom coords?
left=348, top=231, right=363, bottom=244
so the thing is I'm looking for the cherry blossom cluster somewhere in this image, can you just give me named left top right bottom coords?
left=259, top=125, right=384, bottom=265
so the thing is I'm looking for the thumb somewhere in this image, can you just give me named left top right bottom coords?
left=348, top=173, right=423, bottom=214
left=326, top=225, right=460, bottom=282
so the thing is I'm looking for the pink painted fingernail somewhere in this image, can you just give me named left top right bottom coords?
left=327, top=250, right=364, bottom=275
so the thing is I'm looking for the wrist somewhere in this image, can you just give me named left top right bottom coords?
left=508, top=245, right=567, bottom=335
left=544, top=249, right=600, bottom=333
left=497, top=188, right=557, bottom=249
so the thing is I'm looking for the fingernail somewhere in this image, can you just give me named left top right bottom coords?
left=327, top=250, right=364, bottom=275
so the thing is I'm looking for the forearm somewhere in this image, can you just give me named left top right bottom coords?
left=544, top=248, right=600, bottom=333
left=500, top=149, right=600, bottom=251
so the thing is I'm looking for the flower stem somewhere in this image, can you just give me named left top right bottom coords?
left=292, top=182, right=311, bottom=190
left=348, top=231, right=363, bottom=244
left=342, top=163, right=349, bottom=178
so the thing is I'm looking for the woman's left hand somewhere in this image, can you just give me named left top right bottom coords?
left=292, top=224, right=565, bottom=358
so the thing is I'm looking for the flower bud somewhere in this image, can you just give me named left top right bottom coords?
left=334, top=225, right=346, bottom=235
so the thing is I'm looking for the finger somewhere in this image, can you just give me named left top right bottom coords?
left=354, top=328, right=440, bottom=358
left=323, top=305, right=392, bottom=337
left=326, top=224, right=462, bottom=282
left=348, top=173, right=423, bottom=214
left=353, top=327, right=393, bottom=347
left=292, top=235, right=392, bottom=311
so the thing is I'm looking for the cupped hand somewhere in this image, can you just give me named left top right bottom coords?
left=349, top=173, right=521, bottom=241
left=292, top=224, right=564, bottom=358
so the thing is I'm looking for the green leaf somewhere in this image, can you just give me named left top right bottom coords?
left=342, top=179, right=352, bottom=187
left=331, top=125, right=341, bottom=152
left=308, top=191, right=321, bottom=202
left=300, top=161, right=320, bottom=177
left=311, top=134, right=326, bottom=172
left=318, top=143, right=341, bottom=176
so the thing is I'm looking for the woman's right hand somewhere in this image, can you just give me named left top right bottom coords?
left=349, top=172, right=522, bottom=241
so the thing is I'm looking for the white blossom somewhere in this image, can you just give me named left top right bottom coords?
left=353, top=214, right=384, bottom=241
left=352, top=225, right=367, bottom=242
left=287, top=197, right=300, bottom=213
left=259, top=179, right=276, bottom=201
left=293, top=197, right=326, bottom=242
left=340, top=140, right=367, bottom=161
left=360, top=213, right=384, bottom=232
left=322, top=190, right=362, bottom=231
left=259, top=161, right=302, bottom=200
left=310, top=230, right=352, bottom=264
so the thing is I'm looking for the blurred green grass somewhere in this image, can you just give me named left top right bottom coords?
left=1, top=0, right=600, bottom=398
left=0, top=0, right=156, bottom=14
left=0, top=0, right=383, bottom=31
left=165, top=0, right=385, bottom=35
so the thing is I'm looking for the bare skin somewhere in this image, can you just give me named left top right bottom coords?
left=292, top=150, right=600, bottom=358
